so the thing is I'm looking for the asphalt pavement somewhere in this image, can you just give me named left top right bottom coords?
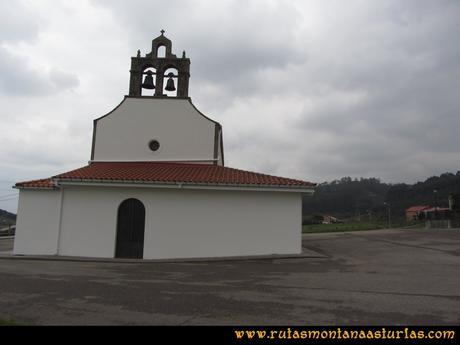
left=0, top=228, right=459, bottom=325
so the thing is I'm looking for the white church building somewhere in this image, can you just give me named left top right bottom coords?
left=13, top=32, right=315, bottom=260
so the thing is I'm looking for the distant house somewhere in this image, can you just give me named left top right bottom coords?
left=422, top=207, right=451, bottom=220
left=322, top=215, right=341, bottom=224
left=406, top=205, right=451, bottom=221
left=405, top=206, right=430, bottom=221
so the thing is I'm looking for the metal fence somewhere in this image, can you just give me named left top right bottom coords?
left=425, top=219, right=460, bottom=229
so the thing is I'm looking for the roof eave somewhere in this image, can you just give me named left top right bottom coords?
left=14, top=185, right=58, bottom=190
left=54, top=178, right=315, bottom=193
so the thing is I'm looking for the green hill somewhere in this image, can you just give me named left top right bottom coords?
left=303, top=171, right=460, bottom=222
left=0, top=209, right=16, bottom=228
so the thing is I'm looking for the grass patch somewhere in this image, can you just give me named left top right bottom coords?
left=303, top=222, right=389, bottom=233
left=0, top=319, right=16, bottom=326
left=302, top=221, right=425, bottom=233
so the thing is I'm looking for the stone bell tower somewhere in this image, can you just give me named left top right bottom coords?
left=128, top=30, right=190, bottom=98
left=90, top=31, right=224, bottom=165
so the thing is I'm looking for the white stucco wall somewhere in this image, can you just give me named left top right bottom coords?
left=92, top=98, right=221, bottom=163
left=143, top=188, right=301, bottom=259
left=13, top=189, right=61, bottom=255
left=57, top=185, right=302, bottom=259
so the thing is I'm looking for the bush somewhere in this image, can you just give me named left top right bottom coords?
left=302, top=214, right=324, bottom=225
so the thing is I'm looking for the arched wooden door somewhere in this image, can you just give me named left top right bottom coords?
left=115, top=198, right=145, bottom=259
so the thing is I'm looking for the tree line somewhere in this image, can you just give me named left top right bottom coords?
left=302, top=171, right=460, bottom=221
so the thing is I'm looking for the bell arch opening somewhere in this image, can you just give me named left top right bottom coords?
left=157, top=45, right=166, bottom=58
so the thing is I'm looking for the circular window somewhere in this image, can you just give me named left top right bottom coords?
left=149, top=140, right=160, bottom=151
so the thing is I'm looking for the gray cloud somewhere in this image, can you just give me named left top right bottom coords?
left=0, top=1, right=79, bottom=97
left=49, top=68, right=80, bottom=89
left=0, top=47, right=51, bottom=95
left=0, top=47, right=80, bottom=96
left=94, top=0, right=306, bottom=96
left=1, top=0, right=460, bottom=213
left=0, top=1, right=41, bottom=43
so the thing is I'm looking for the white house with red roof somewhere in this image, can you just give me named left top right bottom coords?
left=405, top=205, right=430, bottom=221
left=13, top=32, right=315, bottom=260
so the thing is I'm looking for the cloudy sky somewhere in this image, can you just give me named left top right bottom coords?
left=1, top=0, right=460, bottom=212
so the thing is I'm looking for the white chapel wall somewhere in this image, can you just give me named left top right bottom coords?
left=13, top=189, right=61, bottom=255
left=57, top=185, right=301, bottom=259
left=142, top=188, right=301, bottom=259
left=92, top=98, right=219, bottom=163
left=58, top=186, right=118, bottom=258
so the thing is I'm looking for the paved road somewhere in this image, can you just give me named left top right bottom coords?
left=0, top=237, right=13, bottom=253
left=0, top=228, right=459, bottom=325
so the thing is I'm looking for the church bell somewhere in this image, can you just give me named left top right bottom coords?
left=165, top=73, right=176, bottom=92
left=142, top=71, right=155, bottom=89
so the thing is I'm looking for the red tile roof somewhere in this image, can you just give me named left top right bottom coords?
left=50, top=162, right=315, bottom=188
left=406, top=205, right=430, bottom=212
left=424, top=207, right=450, bottom=212
left=15, top=178, right=56, bottom=189
left=16, top=163, right=314, bottom=189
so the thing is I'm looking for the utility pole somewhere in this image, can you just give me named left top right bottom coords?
left=433, top=189, right=438, bottom=220
left=388, top=204, right=391, bottom=229
left=384, top=202, right=391, bottom=229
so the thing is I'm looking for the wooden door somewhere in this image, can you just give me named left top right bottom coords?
left=115, top=198, right=145, bottom=258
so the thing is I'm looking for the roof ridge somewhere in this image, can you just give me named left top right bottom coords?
left=89, top=161, right=216, bottom=167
